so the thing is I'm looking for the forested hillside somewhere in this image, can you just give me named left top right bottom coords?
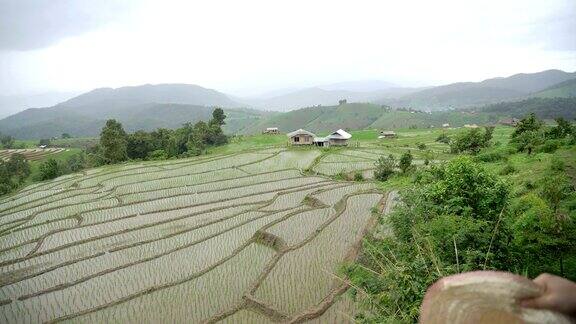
left=534, top=78, right=576, bottom=98
left=378, top=70, right=576, bottom=110
left=476, top=97, right=576, bottom=120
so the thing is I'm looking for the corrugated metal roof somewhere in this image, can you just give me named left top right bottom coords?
left=328, top=129, right=352, bottom=140
left=286, top=129, right=316, bottom=138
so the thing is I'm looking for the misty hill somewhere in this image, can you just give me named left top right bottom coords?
left=533, top=78, right=576, bottom=98
left=248, top=87, right=422, bottom=111
left=241, top=102, right=498, bottom=133
left=58, top=83, right=243, bottom=114
left=242, top=103, right=388, bottom=133
left=244, top=97, right=576, bottom=134
left=0, top=103, right=267, bottom=139
left=0, top=84, right=264, bottom=139
left=0, top=91, right=79, bottom=119
left=474, top=97, right=576, bottom=120
left=318, top=80, right=398, bottom=92
left=380, top=69, right=576, bottom=110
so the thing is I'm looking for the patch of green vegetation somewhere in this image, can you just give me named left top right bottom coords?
left=345, top=114, right=576, bottom=323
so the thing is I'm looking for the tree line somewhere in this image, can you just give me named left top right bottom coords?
left=0, top=109, right=228, bottom=196
left=38, top=108, right=228, bottom=180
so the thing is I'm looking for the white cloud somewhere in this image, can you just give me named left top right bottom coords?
left=0, top=0, right=574, bottom=96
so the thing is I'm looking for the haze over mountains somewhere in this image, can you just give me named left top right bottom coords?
left=0, top=69, right=575, bottom=139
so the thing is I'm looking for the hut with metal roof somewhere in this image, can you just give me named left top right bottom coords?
left=286, top=129, right=316, bottom=145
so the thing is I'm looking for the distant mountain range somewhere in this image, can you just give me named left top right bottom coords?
left=0, top=91, right=80, bottom=119
left=378, top=69, right=576, bottom=110
left=0, top=69, right=574, bottom=139
left=0, top=84, right=265, bottom=139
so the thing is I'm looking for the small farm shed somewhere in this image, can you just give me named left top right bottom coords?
left=263, top=127, right=279, bottom=134
left=313, top=129, right=352, bottom=147
left=327, top=129, right=352, bottom=146
left=378, top=131, right=397, bottom=139
left=287, top=129, right=316, bottom=145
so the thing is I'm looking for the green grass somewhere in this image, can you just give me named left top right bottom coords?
left=208, top=134, right=288, bottom=154
left=26, top=148, right=81, bottom=184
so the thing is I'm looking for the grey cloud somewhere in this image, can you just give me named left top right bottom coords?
left=0, top=0, right=132, bottom=51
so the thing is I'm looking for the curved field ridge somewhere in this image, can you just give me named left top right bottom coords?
left=0, top=148, right=66, bottom=162
left=0, top=148, right=385, bottom=323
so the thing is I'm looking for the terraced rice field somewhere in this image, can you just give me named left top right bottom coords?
left=0, top=148, right=385, bottom=323
left=312, top=148, right=435, bottom=178
left=0, top=148, right=66, bottom=161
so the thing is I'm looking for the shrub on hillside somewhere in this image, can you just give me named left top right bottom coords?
left=536, top=139, right=561, bottom=153
left=550, top=156, right=565, bottom=171
left=374, top=154, right=396, bottom=181
left=399, top=151, right=413, bottom=173
left=38, top=159, right=61, bottom=180
left=450, top=127, right=493, bottom=154
left=148, top=149, right=168, bottom=160
left=436, top=133, right=451, bottom=144
left=499, top=162, right=517, bottom=175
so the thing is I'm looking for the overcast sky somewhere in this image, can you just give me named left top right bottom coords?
left=0, top=0, right=574, bottom=97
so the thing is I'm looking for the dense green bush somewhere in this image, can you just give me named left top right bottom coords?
left=346, top=152, right=575, bottom=322
left=436, top=132, right=451, bottom=144
left=499, top=162, right=517, bottom=175
left=399, top=151, right=413, bottom=173
left=0, top=154, right=31, bottom=195
left=374, top=154, right=396, bottom=181
left=148, top=149, right=168, bottom=160
left=450, top=127, right=493, bottom=154
left=38, top=159, right=61, bottom=180
left=536, top=139, right=561, bottom=153
left=550, top=156, right=565, bottom=171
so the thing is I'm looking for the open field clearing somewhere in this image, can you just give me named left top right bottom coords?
left=0, top=148, right=67, bottom=161
left=0, top=148, right=385, bottom=323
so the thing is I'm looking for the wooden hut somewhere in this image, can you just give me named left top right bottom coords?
left=287, top=129, right=316, bottom=145
left=378, top=131, right=397, bottom=139
left=263, top=127, right=280, bottom=134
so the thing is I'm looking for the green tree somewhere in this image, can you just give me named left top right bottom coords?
left=66, top=153, right=86, bottom=172
left=483, top=126, right=495, bottom=145
left=512, top=130, right=545, bottom=155
left=548, top=117, right=574, bottom=139
left=99, top=119, right=128, bottom=164
left=0, top=162, right=13, bottom=195
left=512, top=113, right=543, bottom=138
left=127, top=130, right=153, bottom=160
left=436, top=132, right=451, bottom=144
left=450, top=127, right=492, bottom=154
left=211, top=108, right=226, bottom=126
left=374, top=154, right=396, bottom=181
left=540, top=175, right=573, bottom=213
left=150, top=128, right=172, bottom=151
left=399, top=150, right=413, bottom=173
left=0, top=133, right=15, bottom=149
left=39, top=138, right=51, bottom=147
left=6, top=154, right=30, bottom=184
left=61, top=133, right=72, bottom=139
left=39, top=159, right=61, bottom=180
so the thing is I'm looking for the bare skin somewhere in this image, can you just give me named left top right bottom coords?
left=521, top=273, right=576, bottom=318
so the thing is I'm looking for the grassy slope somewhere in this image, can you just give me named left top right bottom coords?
left=241, top=103, right=387, bottom=134
left=533, top=78, right=576, bottom=98
left=24, top=148, right=81, bottom=184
